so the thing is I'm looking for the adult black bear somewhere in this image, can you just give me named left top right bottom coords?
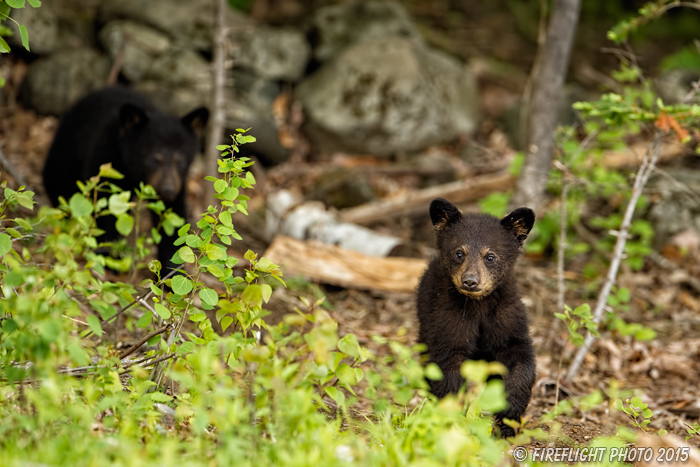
left=43, top=86, right=208, bottom=273
left=416, top=197, right=536, bottom=437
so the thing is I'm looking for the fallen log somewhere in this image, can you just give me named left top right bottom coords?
left=263, top=235, right=427, bottom=294
left=266, top=190, right=420, bottom=257
left=339, top=170, right=515, bottom=225
left=339, top=139, right=687, bottom=226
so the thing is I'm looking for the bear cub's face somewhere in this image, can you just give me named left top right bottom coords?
left=118, top=104, right=209, bottom=203
left=430, top=198, right=535, bottom=299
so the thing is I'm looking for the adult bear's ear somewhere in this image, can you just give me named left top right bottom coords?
left=182, top=107, right=209, bottom=139
left=430, top=198, right=462, bottom=231
left=501, top=207, right=535, bottom=245
left=119, top=104, right=149, bottom=132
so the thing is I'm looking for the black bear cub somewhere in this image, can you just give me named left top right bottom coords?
left=416, top=197, right=536, bottom=437
left=43, top=86, right=208, bottom=273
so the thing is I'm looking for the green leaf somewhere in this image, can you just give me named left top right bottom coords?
left=221, top=316, right=233, bottom=332
left=154, top=303, right=171, bottom=320
left=27, top=0, right=41, bottom=6
left=19, top=24, right=29, bottom=51
left=86, top=315, right=103, bottom=337
left=178, top=341, right=195, bottom=354
left=0, top=3, right=10, bottom=21
left=337, top=334, right=361, bottom=358
left=219, top=210, right=232, bottom=227
left=136, top=311, right=153, bottom=328
left=425, top=363, right=443, bottom=380
left=242, top=284, right=262, bottom=307
left=0, top=36, right=8, bottom=54
left=171, top=275, right=193, bottom=295
left=67, top=342, right=91, bottom=366
left=0, top=233, right=12, bottom=256
left=325, top=386, right=345, bottom=406
left=69, top=193, right=93, bottom=218
left=214, top=179, right=227, bottom=193
left=115, top=213, right=134, bottom=236
left=260, top=283, right=272, bottom=303
left=256, top=257, right=277, bottom=273
left=635, top=327, right=656, bottom=341
left=199, top=287, right=218, bottom=307
left=98, top=163, right=124, bottom=179
left=5, top=0, right=26, bottom=8
left=178, top=246, right=195, bottom=263
left=108, top=191, right=132, bottom=215
left=13, top=218, right=32, bottom=230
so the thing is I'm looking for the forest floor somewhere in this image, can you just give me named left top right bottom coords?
left=3, top=93, right=700, bottom=451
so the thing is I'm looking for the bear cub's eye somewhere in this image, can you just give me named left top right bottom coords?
left=485, top=253, right=496, bottom=263
left=455, top=250, right=464, bottom=261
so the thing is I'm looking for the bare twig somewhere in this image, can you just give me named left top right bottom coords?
left=118, top=325, right=171, bottom=360
left=0, top=146, right=28, bottom=188
left=557, top=181, right=569, bottom=313
left=566, top=132, right=663, bottom=382
left=84, top=269, right=177, bottom=338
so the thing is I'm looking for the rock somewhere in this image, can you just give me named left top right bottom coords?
left=310, top=0, right=423, bottom=63
left=646, top=169, right=700, bottom=247
left=225, top=73, right=289, bottom=165
left=99, top=20, right=171, bottom=82
left=309, top=169, right=376, bottom=209
left=5, top=3, right=59, bottom=54
left=133, top=81, right=209, bottom=117
left=6, top=0, right=98, bottom=54
left=655, top=69, right=700, bottom=105
left=296, top=37, right=479, bottom=157
left=98, top=0, right=248, bottom=52
left=145, top=47, right=211, bottom=87
left=232, top=26, right=310, bottom=82
left=20, top=48, right=110, bottom=115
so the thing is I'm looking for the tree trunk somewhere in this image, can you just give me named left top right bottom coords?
left=204, top=0, right=228, bottom=203
left=511, top=0, right=581, bottom=211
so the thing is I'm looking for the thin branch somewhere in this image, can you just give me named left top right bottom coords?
left=556, top=181, right=569, bottom=313
left=118, top=325, right=171, bottom=360
left=566, top=132, right=663, bottom=382
left=0, top=146, right=28, bottom=188
left=84, top=269, right=177, bottom=338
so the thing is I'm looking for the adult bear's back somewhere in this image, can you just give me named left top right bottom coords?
left=43, top=87, right=158, bottom=205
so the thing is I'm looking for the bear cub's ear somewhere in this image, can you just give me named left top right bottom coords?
left=500, top=208, right=535, bottom=245
left=119, top=104, right=149, bottom=132
left=182, top=107, right=210, bottom=139
left=430, top=198, right=462, bottom=231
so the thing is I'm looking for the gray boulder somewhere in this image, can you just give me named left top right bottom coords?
left=98, top=0, right=248, bottom=52
left=99, top=20, right=171, bottom=82
left=646, top=169, right=700, bottom=247
left=21, top=48, right=110, bottom=115
left=310, top=0, right=423, bottom=62
left=296, top=37, right=479, bottom=156
left=5, top=3, right=59, bottom=54
left=6, top=0, right=97, bottom=54
left=232, top=26, right=310, bottom=82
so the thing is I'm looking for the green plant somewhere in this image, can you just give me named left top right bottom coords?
left=614, top=397, right=665, bottom=435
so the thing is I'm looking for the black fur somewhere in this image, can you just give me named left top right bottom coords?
left=416, top=197, right=536, bottom=437
left=43, top=86, right=208, bottom=273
